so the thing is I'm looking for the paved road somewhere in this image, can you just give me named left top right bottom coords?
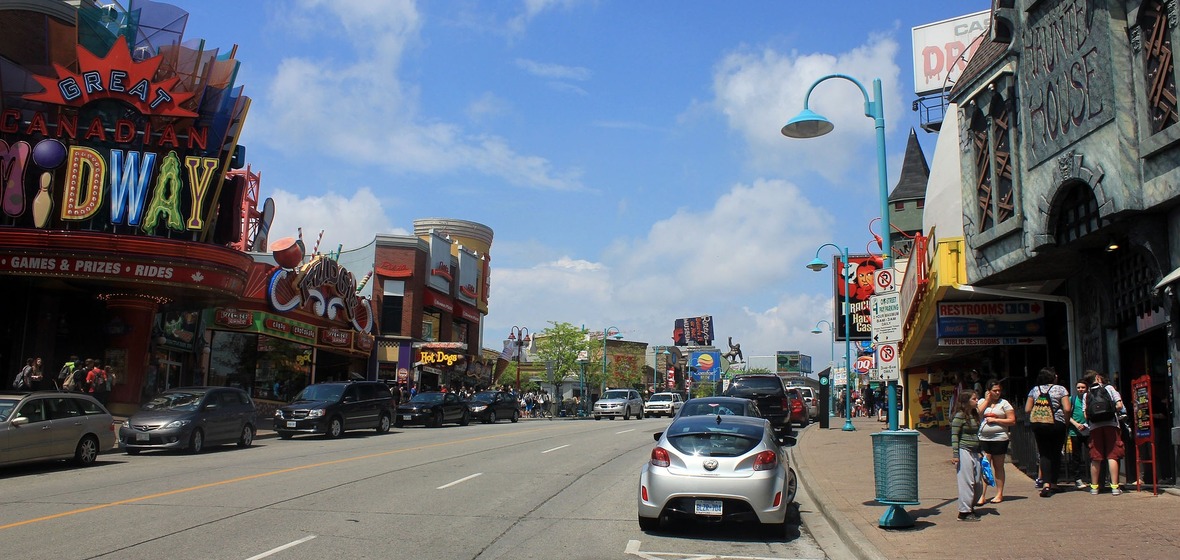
left=1, top=417, right=834, bottom=559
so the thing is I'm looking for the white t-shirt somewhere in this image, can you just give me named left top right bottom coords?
left=1026, top=384, right=1069, bottom=424
left=1081, top=384, right=1123, bottom=429
left=978, top=398, right=1013, bottom=441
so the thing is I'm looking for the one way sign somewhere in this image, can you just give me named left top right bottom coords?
left=870, top=292, right=902, bottom=344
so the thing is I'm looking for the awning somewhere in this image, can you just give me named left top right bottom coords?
left=1155, top=265, right=1180, bottom=292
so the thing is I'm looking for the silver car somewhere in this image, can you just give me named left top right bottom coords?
left=593, top=388, right=644, bottom=420
left=120, top=387, right=256, bottom=454
left=638, top=414, right=797, bottom=535
left=0, top=390, right=115, bottom=468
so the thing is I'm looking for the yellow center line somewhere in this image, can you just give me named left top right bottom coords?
left=1, top=426, right=558, bottom=531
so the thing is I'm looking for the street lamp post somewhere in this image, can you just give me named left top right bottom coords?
left=651, top=346, right=671, bottom=392
left=601, top=326, right=622, bottom=395
left=782, top=73, right=896, bottom=430
left=807, top=245, right=855, bottom=431
left=811, top=319, right=836, bottom=421
left=508, top=326, right=531, bottom=394
left=577, top=354, right=589, bottom=416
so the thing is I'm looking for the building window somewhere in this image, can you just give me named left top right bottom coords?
left=380, top=295, right=403, bottom=335
left=1052, top=182, right=1103, bottom=245
left=970, top=97, right=1016, bottom=234
left=1113, top=248, right=1161, bottom=322
left=894, top=201, right=905, bottom=211
left=916, top=199, right=924, bottom=209
left=1141, top=0, right=1178, bottom=134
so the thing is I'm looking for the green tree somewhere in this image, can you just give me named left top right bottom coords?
left=535, top=321, right=592, bottom=409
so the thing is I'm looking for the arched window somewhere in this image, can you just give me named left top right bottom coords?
left=1052, top=182, right=1103, bottom=246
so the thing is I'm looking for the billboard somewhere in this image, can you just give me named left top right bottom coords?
left=456, top=246, right=481, bottom=306
left=673, top=316, right=714, bottom=346
left=832, top=254, right=880, bottom=341
left=425, top=231, right=453, bottom=294
left=690, top=351, right=722, bottom=381
left=777, top=351, right=816, bottom=375
left=911, top=10, right=990, bottom=95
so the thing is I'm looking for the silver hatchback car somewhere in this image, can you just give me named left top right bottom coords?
left=638, top=414, right=797, bottom=535
left=0, top=390, right=115, bottom=468
left=593, top=389, right=644, bottom=420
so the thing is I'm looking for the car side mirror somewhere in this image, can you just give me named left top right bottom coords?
left=12, top=416, right=29, bottom=426
left=203, top=403, right=218, bottom=410
left=778, top=435, right=797, bottom=447
left=343, top=396, right=356, bottom=403
left=653, top=432, right=663, bottom=442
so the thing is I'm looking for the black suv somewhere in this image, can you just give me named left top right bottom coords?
left=722, top=374, right=793, bottom=435
left=274, top=381, right=395, bottom=439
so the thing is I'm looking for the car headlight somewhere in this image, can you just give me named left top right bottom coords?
left=471, top=405, right=487, bottom=412
left=307, top=409, right=325, bottom=418
left=163, top=420, right=192, bottom=430
left=121, top=419, right=130, bottom=428
left=274, top=410, right=284, bottom=418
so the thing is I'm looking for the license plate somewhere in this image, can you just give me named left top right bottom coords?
left=403, top=415, right=412, bottom=420
left=695, top=500, right=723, bottom=516
left=286, top=421, right=297, bottom=428
left=135, top=432, right=149, bottom=442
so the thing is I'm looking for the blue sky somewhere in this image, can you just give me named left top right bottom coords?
left=174, top=0, right=986, bottom=368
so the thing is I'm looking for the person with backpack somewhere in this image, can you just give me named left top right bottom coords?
left=1024, top=367, right=1071, bottom=497
left=58, top=355, right=79, bottom=387
left=1083, top=370, right=1126, bottom=495
left=87, top=360, right=110, bottom=406
left=12, top=358, right=35, bottom=390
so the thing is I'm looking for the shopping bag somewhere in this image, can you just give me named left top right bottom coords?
left=980, top=455, right=996, bottom=486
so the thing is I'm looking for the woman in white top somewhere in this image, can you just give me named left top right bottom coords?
left=1024, top=367, right=1071, bottom=497
left=976, top=380, right=1016, bottom=504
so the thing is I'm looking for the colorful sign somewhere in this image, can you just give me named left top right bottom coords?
left=690, top=351, right=721, bottom=380
left=833, top=255, right=880, bottom=341
left=456, top=246, right=480, bottom=305
left=266, top=255, right=374, bottom=333
left=1131, top=375, right=1154, bottom=444
left=206, top=307, right=317, bottom=345
left=936, top=300, right=1046, bottom=339
left=911, top=10, right=991, bottom=95
left=776, top=351, right=811, bottom=375
left=673, top=316, right=714, bottom=346
left=0, top=250, right=245, bottom=293
left=426, top=231, right=453, bottom=294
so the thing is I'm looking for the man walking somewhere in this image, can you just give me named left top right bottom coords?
left=1083, top=371, right=1126, bottom=495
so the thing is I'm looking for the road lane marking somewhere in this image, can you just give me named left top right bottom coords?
left=541, top=444, right=569, bottom=454
left=616, top=429, right=635, bottom=434
left=245, top=535, right=317, bottom=560
left=0, top=426, right=562, bottom=531
left=437, top=473, right=482, bottom=489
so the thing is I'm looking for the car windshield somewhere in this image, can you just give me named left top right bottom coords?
left=294, top=385, right=344, bottom=402
left=603, top=390, right=630, bottom=400
left=471, top=391, right=501, bottom=402
left=143, top=391, right=207, bottom=411
left=649, top=394, right=671, bottom=402
left=410, top=393, right=443, bottom=404
left=666, top=422, right=764, bottom=457
left=0, top=398, right=17, bottom=421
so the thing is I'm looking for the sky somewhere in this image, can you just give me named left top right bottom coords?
left=169, top=0, right=988, bottom=370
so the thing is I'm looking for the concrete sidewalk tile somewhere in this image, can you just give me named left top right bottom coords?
left=795, top=417, right=1178, bottom=559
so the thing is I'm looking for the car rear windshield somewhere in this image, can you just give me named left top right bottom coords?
left=650, top=394, right=671, bottom=402
left=143, top=391, right=207, bottom=411
left=728, top=377, right=782, bottom=394
left=294, top=385, right=344, bottom=403
left=602, top=390, right=630, bottom=400
left=680, top=402, right=745, bottom=417
left=665, top=422, right=764, bottom=457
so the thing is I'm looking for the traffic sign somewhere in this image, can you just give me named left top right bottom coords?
left=873, top=267, right=896, bottom=293
left=870, top=292, right=903, bottom=343
left=878, top=342, right=899, bottom=380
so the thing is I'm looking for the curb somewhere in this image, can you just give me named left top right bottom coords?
left=790, top=425, right=887, bottom=560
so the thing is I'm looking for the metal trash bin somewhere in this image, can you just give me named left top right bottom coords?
left=871, top=430, right=920, bottom=505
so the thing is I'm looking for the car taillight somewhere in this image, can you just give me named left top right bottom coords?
left=641, top=485, right=649, bottom=501
left=753, top=450, right=778, bottom=471
left=651, top=447, right=670, bottom=467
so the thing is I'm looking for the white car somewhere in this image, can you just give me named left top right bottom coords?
left=638, top=414, right=797, bottom=536
left=643, top=392, right=683, bottom=418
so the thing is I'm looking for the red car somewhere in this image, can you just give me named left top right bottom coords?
left=784, top=388, right=809, bottom=427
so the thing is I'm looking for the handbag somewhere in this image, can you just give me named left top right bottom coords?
left=980, top=455, right=996, bottom=486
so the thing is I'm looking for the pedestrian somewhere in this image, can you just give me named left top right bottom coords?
left=1068, top=380, right=1091, bottom=489
left=13, top=358, right=36, bottom=390
left=950, top=390, right=983, bottom=521
left=57, top=355, right=79, bottom=388
left=976, top=380, right=1015, bottom=505
left=1083, top=371, right=1127, bottom=495
left=1025, top=366, right=1071, bottom=497
left=87, top=359, right=110, bottom=406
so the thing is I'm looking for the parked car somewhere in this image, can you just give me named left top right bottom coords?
left=790, top=386, right=819, bottom=420
left=593, top=388, right=644, bottom=420
left=396, top=391, right=471, bottom=427
left=722, top=374, right=793, bottom=434
left=465, top=390, right=520, bottom=423
left=274, top=381, right=395, bottom=439
left=643, top=392, right=684, bottom=418
left=784, top=387, right=809, bottom=427
left=676, top=396, right=762, bottom=419
left=121, top=387, right=256, bottom=454
left=638, top=414, right=798, bottom=535
left=0, top=390, right=115, bottom=467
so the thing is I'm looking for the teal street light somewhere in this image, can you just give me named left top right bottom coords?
left=601, top=326, right=622, bottom=395
left=651, top=346, right=671, bottom=391
left=807, top=244, right=854, bottom=432
left=577, top=351, right=589, bottom=416
left=782, top=73, right=897, bottom=431
left=811, top=320, right=836, bottom=418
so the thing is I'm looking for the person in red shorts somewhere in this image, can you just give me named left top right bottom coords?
left=1082, top=371, right=1126, bottom=495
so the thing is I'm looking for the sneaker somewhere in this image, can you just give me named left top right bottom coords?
left=1090, top=485, right=1100, bottom=495
left=1075, top=479, right=1088, bottom=490
left=1040, top=487, right=1052, bottom=498
left=957, top=513, right=981, bottom=522
left=1034, top=477, right=1043, bottom=489
left=1111, top=486, right=1122, bottom=496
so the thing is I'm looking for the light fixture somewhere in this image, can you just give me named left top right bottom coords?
left=1105, top=238, right=1119, bottom=252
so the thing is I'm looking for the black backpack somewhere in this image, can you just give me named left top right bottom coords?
left=1086, top=384, right=1116, bottom=422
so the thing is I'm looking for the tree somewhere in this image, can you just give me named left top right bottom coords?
left=534, top=321, right=592, bottom=409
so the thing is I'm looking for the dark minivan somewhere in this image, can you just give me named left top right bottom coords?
left=274, top=381, right=395, bottom=439
left=723, top=374, right=793, bottom=435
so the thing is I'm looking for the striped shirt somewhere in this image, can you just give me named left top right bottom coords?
left=950, top=412, right=981, bottom=457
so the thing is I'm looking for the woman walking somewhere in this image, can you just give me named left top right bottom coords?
left=1025, top=367, right=1071, bottom=497
left=976, top=380, right=1016, bottom=504
left=951, top=390, right=983, bottom=521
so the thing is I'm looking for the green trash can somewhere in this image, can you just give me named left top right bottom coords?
left=871, top=430, right=920, bottom=505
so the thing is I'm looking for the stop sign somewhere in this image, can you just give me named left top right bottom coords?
left=855, top=355, right=874, bottom=373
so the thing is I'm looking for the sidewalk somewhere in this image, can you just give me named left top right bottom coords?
left=793, top=417, right=1180, bottom=560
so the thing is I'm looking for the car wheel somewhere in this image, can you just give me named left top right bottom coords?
left=636, top=407, right=643, bottom=420
left=594, top=415, right=601, bottom=421
left=784, top=467, right=798, bottom=505
left=187, top=429, right=205, bottom=454
left=238, top=425, right=255, bottom=448
left=638, top=515, right=660, bottom=532
left=376, top=414, right=391, bottom=434
left=459, top=410, right=470, bottom=426
left=430, top=410, right=443, bottom=428
left=623, top=408, right=630, bottom=421
left=125, top=448, right=141, bottom=455
left=327, top=417, right=344, bottom=438
left=74, top=435, right=100, bottom=466
left=279, top=432, right=294, bottom=440
left=510, top=410, right=519, bottom=423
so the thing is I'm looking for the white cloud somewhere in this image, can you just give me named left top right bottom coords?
left=515, top=58, right=592, bottom=81
left=265, top=188, right=405, bottom=254
left=249, top=0, right=582, bottom=191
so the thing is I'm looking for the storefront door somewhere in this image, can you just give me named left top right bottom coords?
left=1119, top=329, right=1175, bottom=485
